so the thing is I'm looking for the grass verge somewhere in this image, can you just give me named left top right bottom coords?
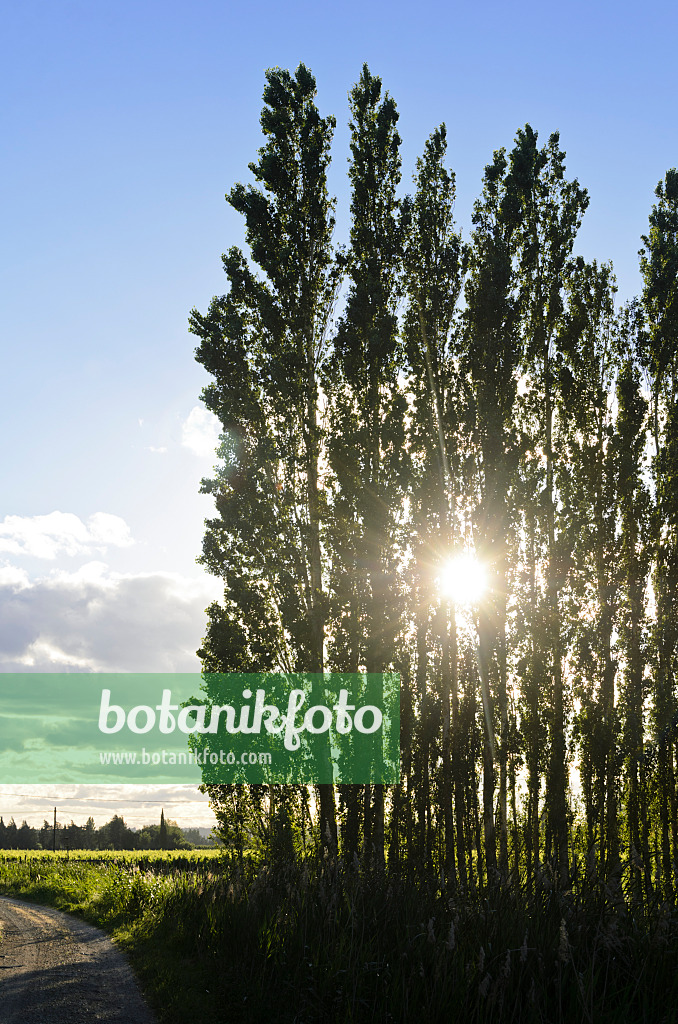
left=3, top=851, right=678, bottom=1023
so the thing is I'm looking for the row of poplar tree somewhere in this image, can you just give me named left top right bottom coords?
left=189, top=63, right=678, bottom=892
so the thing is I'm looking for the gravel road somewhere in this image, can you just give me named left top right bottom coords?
left=0, top=896, right=157, bottom=1023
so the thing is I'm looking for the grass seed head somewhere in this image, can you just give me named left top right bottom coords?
left=558, top=919, right=570, bottom=963
left=520, top=931, right=528, bottom=963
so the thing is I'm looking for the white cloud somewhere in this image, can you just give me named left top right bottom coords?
left=0, top=565, right=30, bottom=589
left=145, top=445, right=167, bottom=454
left=0, top=512, right=133, bottom=560
left=0, top=564, right=221, bottom=672
left=181, top=406, right=220, bottom=458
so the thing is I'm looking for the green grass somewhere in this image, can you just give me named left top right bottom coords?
left=2, top=850, right=678, bottom=1023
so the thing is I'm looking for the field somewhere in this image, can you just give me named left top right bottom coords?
left=3, top=850, right=678, bottom=1023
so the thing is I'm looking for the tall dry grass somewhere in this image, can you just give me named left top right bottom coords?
left=2, top=849, right=678, bottom=1022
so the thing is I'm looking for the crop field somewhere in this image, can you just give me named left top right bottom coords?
left=3, top=849, right=678, bottom=1023
left=0, top=848, right=224, bottom=868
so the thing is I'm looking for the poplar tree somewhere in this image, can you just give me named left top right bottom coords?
left=562, top=258, right=620, bottom=870
left=463, top=144, right=523, bottom=880
left=640, top=168, right=678, bottom=891
left=191, top=63, right=340, bottom=848
left=327, top=64, right=406, bottom=865
left=402, top=124, right=467, bottom=879
left=512, top=127, right=589, bottom=880
left=614, top=303, right=651, bottom=894
left=159, top=808, right=168, bottom=849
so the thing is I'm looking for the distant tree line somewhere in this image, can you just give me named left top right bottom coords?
left=0, top=811, right=216, bottom=851
left=191, top=62, right=678, bottom=893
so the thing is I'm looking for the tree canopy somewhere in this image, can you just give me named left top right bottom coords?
left=192, top=62, right=678, bottom=895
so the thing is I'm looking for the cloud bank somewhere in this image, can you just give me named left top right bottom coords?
left=0, top=512, right=133, bottom=560
left=0, top=562, right=219, bottom=672
left=0, top=510, right=221, bottom=672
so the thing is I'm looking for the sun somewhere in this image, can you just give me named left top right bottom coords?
left=437, top=553, right=486, bottom=604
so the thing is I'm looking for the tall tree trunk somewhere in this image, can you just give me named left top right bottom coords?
left=441, top=598, right=456, bottom=884
left=545, top=360, right=569, bottom=882
left=478, top=608, right=497, bottom=880
left=451, top=602, right=467, bottom=887
left=307, top=332, right=337, bottom=851
left=497, top=559, right=509, bottom=879
left=415, top=584, right=430, bottom=867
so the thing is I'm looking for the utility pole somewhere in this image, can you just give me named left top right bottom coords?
left=53, top=806, right=56, bottom=852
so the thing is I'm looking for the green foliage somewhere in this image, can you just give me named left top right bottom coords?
left=191, top=63, right=339, bottom=677
left=192, top=62, right=678, bottom=923
left=640, top=168, right=678, bottom=381
left=327, top=63, right=407, bottom=679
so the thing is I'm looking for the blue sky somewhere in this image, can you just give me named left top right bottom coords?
left=1, top=0, right=676, bottom=828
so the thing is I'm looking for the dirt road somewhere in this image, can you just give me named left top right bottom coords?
left=0, top=896, right=156, bottom=1023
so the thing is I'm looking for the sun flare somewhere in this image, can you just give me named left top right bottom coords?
left=437, top=554, right=486, bottom=604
